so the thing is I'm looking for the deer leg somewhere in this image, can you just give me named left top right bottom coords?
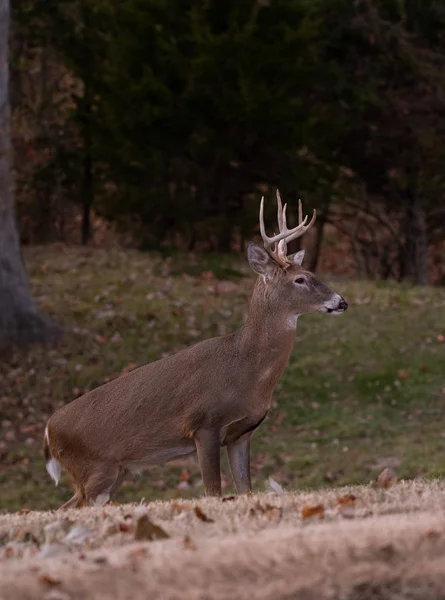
left=195, top=429, right=222, bottom=496
left=58, top=490, right=85, bottom=510
left=226, top=434, right=251, bottom=494
left=83, top=464, right=121, bottom=506
left=108, top=467, right=127, bottom=500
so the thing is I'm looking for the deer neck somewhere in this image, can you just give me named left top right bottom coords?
left=238, top=277, right=298, bottom=372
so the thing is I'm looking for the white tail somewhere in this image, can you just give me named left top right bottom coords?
left=44, top=191, right=348, bottom=509
left=44, top=426, right=61, bottom=486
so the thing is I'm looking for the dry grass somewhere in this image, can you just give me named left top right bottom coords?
left=2, top=480, right=445, bottom=599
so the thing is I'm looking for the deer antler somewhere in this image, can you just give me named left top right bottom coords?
left=259, top=190, right=316, bottom=268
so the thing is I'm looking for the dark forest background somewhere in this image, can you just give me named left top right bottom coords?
left=10, top=0, right=445, bottom=285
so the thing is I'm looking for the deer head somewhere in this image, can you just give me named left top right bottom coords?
left=247, top=191, right=348, bottom=322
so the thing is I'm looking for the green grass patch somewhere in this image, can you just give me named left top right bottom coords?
left=0, top=246, right=444, bottom=511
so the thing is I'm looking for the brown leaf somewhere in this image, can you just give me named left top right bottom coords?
left=134, top=514, right=169, bottom=541
left=194, top=506, right=214, bottom=523
left=39, top=574, right=62, bottom=587
left=264, top=504, right=282, bottom=520
left=183, top=535, right=197, bottom=550
left=397, top=369, right=410, bottom=380
left=337, top=494, right=357, bottom=506
left=425, top=530, right=440, bottom=540
left=171, top=500, right=192, bottom=515
left=376, top=468, right=398, bottom=489
left=249, top=502, right=282, bottom=520
left=301, top=504, right=325, bottom=520
left=127, top=547, right=149, bottom=559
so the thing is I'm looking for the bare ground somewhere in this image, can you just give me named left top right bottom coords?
left=2, top=480, right=445, bottom=599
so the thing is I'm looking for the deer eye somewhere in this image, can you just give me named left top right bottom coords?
left=294, top=277, right=305, bottom=284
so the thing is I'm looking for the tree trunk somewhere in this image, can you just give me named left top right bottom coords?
left=400, top=193, right=429, bottom=285
left=0, top=0, right=61, bottom=351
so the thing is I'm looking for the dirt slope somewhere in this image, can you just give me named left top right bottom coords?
left=2, top=481, right=445, bottom=600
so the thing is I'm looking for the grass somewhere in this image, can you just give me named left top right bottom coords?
left=1, top=245, right=445, bottom=511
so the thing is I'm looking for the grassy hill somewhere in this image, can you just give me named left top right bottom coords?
left=1, top=245, right=445, bottom=511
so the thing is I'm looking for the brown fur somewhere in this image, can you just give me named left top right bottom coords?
left=44, top=237, right=347, bottom=507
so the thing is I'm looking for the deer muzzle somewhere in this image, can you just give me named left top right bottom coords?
left=324, top=294, right=348, bottom=315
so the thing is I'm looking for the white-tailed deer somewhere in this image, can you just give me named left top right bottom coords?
left=44, top=191, right=348, bottom=508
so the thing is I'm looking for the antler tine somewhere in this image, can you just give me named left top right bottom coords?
left=259, top=196, right=268, bottom=246
left=258, top=191, right=316, bottom=266
left=281, top=208, right=317, bottom=245
left=276, top=202, right=288, bottom=262
left=276, top=189, right=284, bottom=231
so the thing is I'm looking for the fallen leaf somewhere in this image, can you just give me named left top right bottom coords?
left=264, top=504, right=282, bottom=520
left=249, top=502, right=282, bottom=520
left=11, top=529, right=39, bottom=544
left=378, top=543, right=396, bottom=560
left=425, top=530, right=440, bottom=540
left=376, top=468, right=398, bottom=489
left=44, top=520, right=73, bottom=544
left=183, top=535, right=197, bottom=550
left=193, top=506, right=214, bottom=523
left=127, top=547, right=149, bottom=559
left=171, top=501, right=192, bottom=515
left=39, top=574, right=62, bottom=587
left=397, top=369, right=410, bottom=380
left=266, top=476, right=284, bottom=494
left=36, top=544, right=69, bottom=560
left=301, top=504, right=325, bottom=520
left=64, top=525, right=93, bottom=545
left=337, top=494, right=357, bottom=506
left=134, top=514, right=169, bottom=541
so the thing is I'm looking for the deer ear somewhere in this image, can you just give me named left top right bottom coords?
left=289, top=249, right=305, bottom=266
left=247, top=242, right=276, bottom=276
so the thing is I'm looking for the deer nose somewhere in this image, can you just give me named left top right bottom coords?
left=338, top=298, right=348, bottom=311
